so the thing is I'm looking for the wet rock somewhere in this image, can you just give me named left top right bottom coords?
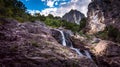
left=51, top=29, right=62, bottom=44
left=51, top=29, right=73, bottom=47
left=71, top=36, right=87, bottom=50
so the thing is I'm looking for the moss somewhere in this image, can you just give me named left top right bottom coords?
left=45, top=41, right=52, bottom=45
left=31, top=41, right=39, bottom=47
left=10, top=45, right=18, bottom=52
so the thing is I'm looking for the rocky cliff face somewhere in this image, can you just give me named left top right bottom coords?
left=62, top=9, right=85, bottom=24
left=87, top=0, right=120, bottom=34
left=92, top=40, right=120, bottom=67
left=0, top=18, right=97, bottom=67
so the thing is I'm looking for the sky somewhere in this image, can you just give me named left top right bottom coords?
left=20, top=0, right=91, bottom=17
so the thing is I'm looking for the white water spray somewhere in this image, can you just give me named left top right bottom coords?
left=71, top=47, right=83, bottom=56
left=56, top=29, right=66, bottom=46
left=54, top=29, right=95, bottom=65
left=84, top=50, right=92, bottom=59
left=56, top=29, right=84, bottom=56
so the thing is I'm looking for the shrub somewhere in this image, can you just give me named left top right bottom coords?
left=95, top=25, right=120, bottom=43
left=107, top=25, right=118, bottom=38
left=79, top=18, right=87, bottom=31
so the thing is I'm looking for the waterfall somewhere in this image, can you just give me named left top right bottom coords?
left=70, top=47, right=83, bottom=56
left=56, top=29, right=83, bottom=56
left=84, top=50, right=92, bottom=59
left=56, top=29, right=66, bottom=46
left=56, top=29, right=92, bottom=59
left=51, top=29, right=96, bottom=66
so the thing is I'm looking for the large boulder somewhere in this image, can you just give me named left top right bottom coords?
left=92, top=40, right=120, bottom=67
left=0, top=18, right=97, bottom=67
left=71, top=36, right=88, bottom=50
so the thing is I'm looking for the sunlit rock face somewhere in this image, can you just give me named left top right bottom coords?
left=92, top=40, right=120, bottom=67
left=87, top=5, right=105, bottom=34
left=62, top=9, right=85, bottom=24
left=86, top=0, right=120, bottom=34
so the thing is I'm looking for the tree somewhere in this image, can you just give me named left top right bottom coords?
left=79, top=18, right=87, bottom=31
left=47, top=14, right=54, bottom=19
left=0, top=0, right=27, bottom=21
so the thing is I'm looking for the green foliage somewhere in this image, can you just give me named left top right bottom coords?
left=107, top=25, right=120, bottom=42
left=95, top=30, right=108, bottom=39
left=62, top=20, right=80, bottom=32
left=43, top=16, right=80, bottom=32
left=47, top=14, right=54, bottom=19
left=0, top=0, right=29, bottom=22
left=107, top=25, right=118, bottom=38
left=31, top=41, right=39, bottom=47
left=78, top=31, right=84, bottom=36
left=95, top=25, right=120, bottom=43
left=44, top=17, right=62, bottom=28
left=79, top=18, right=87, bottom=31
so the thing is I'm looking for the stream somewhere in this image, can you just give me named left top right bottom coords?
left=56, top=29, right=92, bottom=59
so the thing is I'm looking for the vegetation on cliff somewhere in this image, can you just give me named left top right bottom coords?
left=95, top=25, right=120, bottom=43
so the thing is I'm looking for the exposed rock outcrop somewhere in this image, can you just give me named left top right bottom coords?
left=71, top=36, right=88, bottom=50
left=91, top=40, right=120, bottom=67
left=62, top=9, right=85, bottom=24
left=0, top=18, right=97, bottom=67
left=86, top=0, right=120, bottom=34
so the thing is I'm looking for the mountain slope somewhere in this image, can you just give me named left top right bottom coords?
left=62, top=9, right=85, bottom=24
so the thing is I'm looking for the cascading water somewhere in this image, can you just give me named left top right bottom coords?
left=57, top=30, right=66, bottom=46
left=53, top=29, right=97, bottom=66
left=56, top=29, right=92, bottom=59
left=70, top=47, right=83, bottom=56
left=56, top=29, right=84, bottom=56
left=84, top=50, right=92, bottom=59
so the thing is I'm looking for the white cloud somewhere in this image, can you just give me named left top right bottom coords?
left=58, top=0, right=91, bottom=17
left=40, top=8, right=57, bottom=16
left=41, top=0, right=67, bottom=7
left=45, top=0, right=91, bottom=17
left=71, top=0, right=79, bottom=2
left=28, top=0, right=91, bottom=17
left=47, top=0, right=55, bottom=7
left=27, top=10, right=41, bottom=15
left=60, top=2, right=67, bottom=5
left=55, top=2, right=58, bottom=5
